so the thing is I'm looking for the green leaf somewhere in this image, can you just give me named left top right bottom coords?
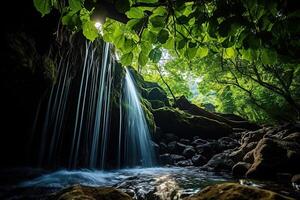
left=149, top=48, right=162, bottom=63
left=62, top=11, right=80, bottom=28
left=153, top=6, right=167, bottom=16
left=121, top=52, right=133, bottom=66
left=114, top=34, right=125, bottom=49
left=79, top=8, right=91, bottom=22
left=69, top=0, right=83, bottom=12
left=197, top=47, right=209, bottom=58
left=126, top=18, right=144, bottom=32
left=123, top=38, right=135, bottom=52
left=162, top=37, right=175, bottom=49
left=177, top=39, right=187, bottom=49
left=157, top=29, right=169, bottom=44
left=126, top=7, right=144, bottom=18
left=224, top=47, right=236, bottom=59
left=82, top=21, right=98, bottom=41
left=261, top=49, right=277, bottom=65
left=150, top=16, right=165, bottom=27
left=33, top=0, right=52, bottom=16
left=142, top=29, right=157, bottom=43
left=188, top=42, right=197, bottom=48
left=185, top=48, right=197, bottom=59
left=138, top=50, right=149, bottom=66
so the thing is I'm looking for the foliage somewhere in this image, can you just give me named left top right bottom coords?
left=33, top=0, right=300, bottom=122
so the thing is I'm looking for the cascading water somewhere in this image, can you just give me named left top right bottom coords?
left=120, top=67, right=156, bottom=167
left=38, top=40, right=114, bottom=169
left=36, top=38, right=156, bottom=169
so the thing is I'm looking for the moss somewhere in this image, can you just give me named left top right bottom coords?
left=42, top=55, right=57, bottom=84
left=51, top=185, right=132, bottom=200
left=153, top=107, right=232, bottom=139
left=149, top=100, right=165, bottom=109
left=185, top=183, right=295, bottom=200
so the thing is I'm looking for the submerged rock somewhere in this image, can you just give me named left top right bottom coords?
left=184, top=183, right=295, bottom=200
left=50, top=185, right=132, bottom=200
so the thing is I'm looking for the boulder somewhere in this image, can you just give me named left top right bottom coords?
left=153, top=107, right=232, bottom=139
left=246, top=138, right=300, bottom=179
left=159, top=142, right=168, bottom=154
left=192, top=155, right=207, bottom=166
left=232, top=162, right=251, bottom=178
left=284, top=132, right=300, bottom=144
left=191, top=139, right=208, bottom=146
left=180, top=138, right=191, bottom=145
left=183, top=147, right=196, bottom=158
left=176, top=159, right=194, bottom=167
left=159, top=153, right=173, bottom=165
left=50, top=185, right=132, bottom=200
left=175, top=96, right=259, bottom=130
left=184, top=183, right=295, bottom=200
left=201, top=150, right=235, bottom=172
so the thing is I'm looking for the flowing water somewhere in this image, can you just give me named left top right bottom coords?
left=120, top=68, right=156, bottom=167
left=35, top=40, right=155, bottom=169
left=0, top=167, right=231, bottom=200
left=37, top=41, right=114, bottom=169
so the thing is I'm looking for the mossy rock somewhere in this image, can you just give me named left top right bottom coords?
left=184, top=183, right=295, bottom=200
left=50, top=185, right=132, bottom=200
left=125, top=66, right=170, bottom=106
left=149, top=100, right=165, bottom=109
left=153, top=107, right=232, bottom=139
left=147, top=87, right=169, bottom=106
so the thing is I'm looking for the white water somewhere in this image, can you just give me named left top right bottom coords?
left=121, top=67, right=156, bottom=167
left=38, top=41, right=113, bottom=169
left=36, top=40, right=156, bottom=169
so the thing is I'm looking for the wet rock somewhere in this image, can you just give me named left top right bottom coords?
left=160, top=153, right=186, bottom=165
left=246, top=138, right=300, bottom=179
left=183, top=147, right=196, bottom=158
left=159, top=142, right=168, bottom=154
left=232, top=162, right=251, bottom=178
left=167, top=141, right=179, bottom=153
left=218, top=137, right=239, bottom=150
left=241, top=129, right=266, bottom=144
left=191, top=139, right=208, bottom=146
left=50, top=185, right=132, bottom=200
left=167, top=141, right=186, bottom=154
left=176, top=159, right=194, bottom=167
left=159, top=154, right=173, bottom=165
left=202, top=150, right=235, bottom=172
left=230, top=141, right=257, bottom=162
left=192, top=155, right=207, bottom=166
left=184, top=183, right=295, bottom=200
left=180, top=138, right=191, bottom=145
left=195, top=142, right=220, bottom=159
left=243, top=149, right=254, bottom=163
left=291, top=174, right=300, bottom=190
left=193, top=136, right=200, bottom=140
left=170, top=154, right=186, bottom=162
left=292, top=174, right=300, bottom=184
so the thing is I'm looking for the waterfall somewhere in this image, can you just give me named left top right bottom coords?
left=38, top=40, right=114, bottom=169
left=121, top=67, right=156, bottom=167
left=36, top=39, right=156, bottom=169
